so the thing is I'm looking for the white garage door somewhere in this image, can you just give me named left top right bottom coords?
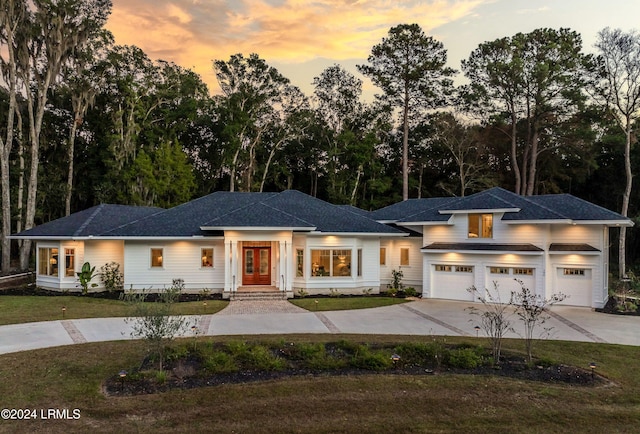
left=555, top=267, right=592, bottom=307
left=431, top=264, right=475, bottom=301
left=485, top=267, right=536, bottom=304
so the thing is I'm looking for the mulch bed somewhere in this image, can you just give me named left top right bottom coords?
left=103, top=353, right=604, bottom=397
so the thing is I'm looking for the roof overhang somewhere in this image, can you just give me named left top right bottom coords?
left=503, top=219, right=634, bottom=226
left=421, top=242, right=544, bottom=255
left=200, top=226, right=316, bottom=231
left=548, top=243, right=601, bottom=255
left=439, top=208, right=520, bottom=215
left=396, top=220, right=452, bottom=226
left=9, top=235, right=225, bottom=241
left=305, top=231, right=408, bottom=237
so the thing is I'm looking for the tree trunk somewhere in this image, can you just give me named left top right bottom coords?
left=402, top=87, right=410, bottom=201
left=510, top=111, right=522, bottom=195
left=350, top=165, right=362, bottom=206
left=525, top=127, right=540, bottom=196
left=619, top=122, right=633, bottom=278
left=65, top=111, right=81, bottom=216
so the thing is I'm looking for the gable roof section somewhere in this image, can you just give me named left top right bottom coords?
left=369, top=197, right=456, bottom=223
left=200, top=190, right=401, bottom=234
left=12, top=204, right=163, bottom=239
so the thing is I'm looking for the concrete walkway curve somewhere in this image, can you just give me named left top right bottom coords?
left=1, top=299, right=639, bottom=355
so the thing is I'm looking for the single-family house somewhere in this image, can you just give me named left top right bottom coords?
left=12, top=190, right=403, bottom=298
left=12, top=187, right=632, bottom=308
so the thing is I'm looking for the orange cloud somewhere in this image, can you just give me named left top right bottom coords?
left=105, top=0, right=488, bottom=93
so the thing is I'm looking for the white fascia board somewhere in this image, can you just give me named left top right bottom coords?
left=572, top=220, right=635, bottom=227
left=398, top=220, right=452, bottom=226
left=502, top=219, right=573, bottom=225
left=548, top=250, right=601, bottom=256
left=200, top=226, right=316, bottom=231
left=374, top=220, right=399, bottom=224
left=306, top=231, right=408, bottom=237
left=503, top=219, right=633, bottom=227
left=438, top=208, right=520, bottom=215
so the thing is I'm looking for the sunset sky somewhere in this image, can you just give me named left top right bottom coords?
left=105, top=0, right=640, bottom=98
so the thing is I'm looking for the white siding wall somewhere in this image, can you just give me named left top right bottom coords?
left=123, top=239, right=225, bottom=293
left=82, top=240, right=124, bottom=291
left=379, top=237, right=423, bottom=292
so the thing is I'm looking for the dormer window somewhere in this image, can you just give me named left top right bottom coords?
left=468, top=213, right=493, bottom=238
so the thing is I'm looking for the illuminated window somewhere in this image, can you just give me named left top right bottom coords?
left=296, top=249, right=304, bottom=277
left=456, top=265, right=474, bottom=273
left=65, top=248, right=75, bottom=277
left=201, top=248, right=213, bottom=267
left=400, top=248, right=410, bottom=266
left=514, top=268, right=534, bottom=275
left=311, top=249, right=351, bottom=277
left=490, top=267, right=509, bottom=274
left=468, top=213, right=493, bottom=238
left=380, top=247, right=386, bottom=266
left=564, top=268, right=585, bottom=276
left=435, top=264, right=452, bottom=272
left=38, top=247, right=59, bottom=276
left=151, top=248, right=163, bottom=268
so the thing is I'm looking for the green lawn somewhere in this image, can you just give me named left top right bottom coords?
left=290, top=296, right=410, bottom=311
left=0, top=295, right=228, bottom=325
left=0, top=335, right=638, bottom=433
left=0, top=294, right=406, bottom=325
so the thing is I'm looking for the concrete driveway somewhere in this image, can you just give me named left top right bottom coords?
left=0, top=299, right=639, bottom=355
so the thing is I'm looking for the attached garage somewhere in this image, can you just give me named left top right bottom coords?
left=430, top=264, right=475, bottom=301
left=485, top=266, right=536, bottom=303
left=554, top=267, right=592, bottom=307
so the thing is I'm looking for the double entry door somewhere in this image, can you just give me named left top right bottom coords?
left=242, top=246, right=271, bottom=285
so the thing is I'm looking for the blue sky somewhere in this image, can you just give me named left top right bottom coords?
left=106, top=0, right=640, bottom=98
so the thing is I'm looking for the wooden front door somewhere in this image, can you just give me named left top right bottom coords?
left=242, top=247, right=271, bottom=285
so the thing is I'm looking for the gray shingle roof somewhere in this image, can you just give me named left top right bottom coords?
left=372, top=187, right=631, bottom=225
left=15, top=190, right=403, bottom=238
left=13, top=204, right=163, bottom=238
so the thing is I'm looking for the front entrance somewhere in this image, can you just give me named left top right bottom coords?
left=242, top=246, right=271, bottom=285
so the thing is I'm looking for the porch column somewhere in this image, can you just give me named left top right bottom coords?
left=224, top=240, right=238, bottom=294
left=281, top=240, right=293, bottom=294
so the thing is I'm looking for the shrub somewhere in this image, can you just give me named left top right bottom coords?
left=350, top=346, right=393, bottom=371
left=202, top=350, right=238, bottom=373
left=100, top=262, right=124, bottom=292
left=446, top=347, right=483, bottom=369
left=404, top=287, right=418, bottom=297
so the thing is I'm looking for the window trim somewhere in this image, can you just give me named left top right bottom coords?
left=379, top=247, right=387, bottom=266
left=64, top=248, right=75, bottom=277
left=201, top=247, right=214, bottom=268
left=296, top=248, right=304, bottom=278
left=150, top=247, right=164, bottom=269
left=38, top=247, right=59, bottom=277
left=400, top=247, right=410, bottom=267
left=468, top=213, right=493, bottom=239
left=311, top=248, right=352, bottom=278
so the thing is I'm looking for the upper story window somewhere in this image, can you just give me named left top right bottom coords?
left=468, top=213, right=493, bottom=238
